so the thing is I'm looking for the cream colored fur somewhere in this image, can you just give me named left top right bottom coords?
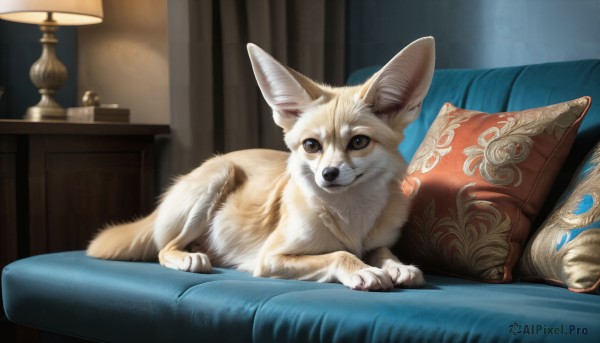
left=87, top=37, right=436, bottom=291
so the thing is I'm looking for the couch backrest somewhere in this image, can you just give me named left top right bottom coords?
left=348, top=60, right=600, bottom=166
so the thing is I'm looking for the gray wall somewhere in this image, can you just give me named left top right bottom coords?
left=346, top=0, right=600, bottom=74
left=78, top=0, right=170, bottom=124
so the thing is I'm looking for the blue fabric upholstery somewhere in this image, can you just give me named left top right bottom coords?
left=3, top=60, right=600, bottom=342
left=4, top=252, right=600, bottom=343
left=348, top=60, right=600, bottom=163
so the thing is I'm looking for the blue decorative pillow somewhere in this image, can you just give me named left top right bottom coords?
left=519, top=141, right=600, bottom=293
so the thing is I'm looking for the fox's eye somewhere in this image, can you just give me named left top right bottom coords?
left=303, top=139, right=322, bottom=153
left=348, top=135, right=371, bottom=150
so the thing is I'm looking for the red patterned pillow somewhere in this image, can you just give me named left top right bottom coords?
left=398, top=97, right=591, bottom=282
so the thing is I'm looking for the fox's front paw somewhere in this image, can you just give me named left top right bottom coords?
left=346, top=267, right=393, bottom=291
left=384, top=263, right=425, bottom=288
left=159, top=250, right=212, bottom=273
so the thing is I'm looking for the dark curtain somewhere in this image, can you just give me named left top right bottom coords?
left=168, top=0, right=346, bottom=175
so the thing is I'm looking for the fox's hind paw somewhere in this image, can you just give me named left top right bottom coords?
left=159, top=250, right=212, bottom=273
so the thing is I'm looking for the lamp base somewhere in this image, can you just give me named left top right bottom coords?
left=25, top=105, right=67, bottom=121
left=23, top=16, right=68, bottom=121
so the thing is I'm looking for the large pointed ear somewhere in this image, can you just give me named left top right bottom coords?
left=361, top=37, right=435, bottom=128
left=247, top=43, right=323, bottom=131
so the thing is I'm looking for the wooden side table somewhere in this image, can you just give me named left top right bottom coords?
left=0, top=119, right=169, bottom=341
left=0, top=119, right=169, bottom=262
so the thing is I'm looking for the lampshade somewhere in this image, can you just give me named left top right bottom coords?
left=0, top=0, right=103, bottom=25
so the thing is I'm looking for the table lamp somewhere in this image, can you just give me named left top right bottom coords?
left=0, top=0, right=103, bottom=120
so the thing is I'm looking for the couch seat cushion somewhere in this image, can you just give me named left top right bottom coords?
left=3, top=252, right=600, bottom=343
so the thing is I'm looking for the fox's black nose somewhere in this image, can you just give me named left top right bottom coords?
left=322, top=167, right=339, bottom=182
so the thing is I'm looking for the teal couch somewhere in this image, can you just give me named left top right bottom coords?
left=3, top=60, right=600, bottom=343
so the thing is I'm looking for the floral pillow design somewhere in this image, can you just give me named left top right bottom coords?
left=519, top=141, right=600, bottom=293
left=398, top=97, right=591, bottom=282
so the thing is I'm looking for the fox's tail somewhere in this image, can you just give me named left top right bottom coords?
left=87, top=211, right=158, bottom=261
